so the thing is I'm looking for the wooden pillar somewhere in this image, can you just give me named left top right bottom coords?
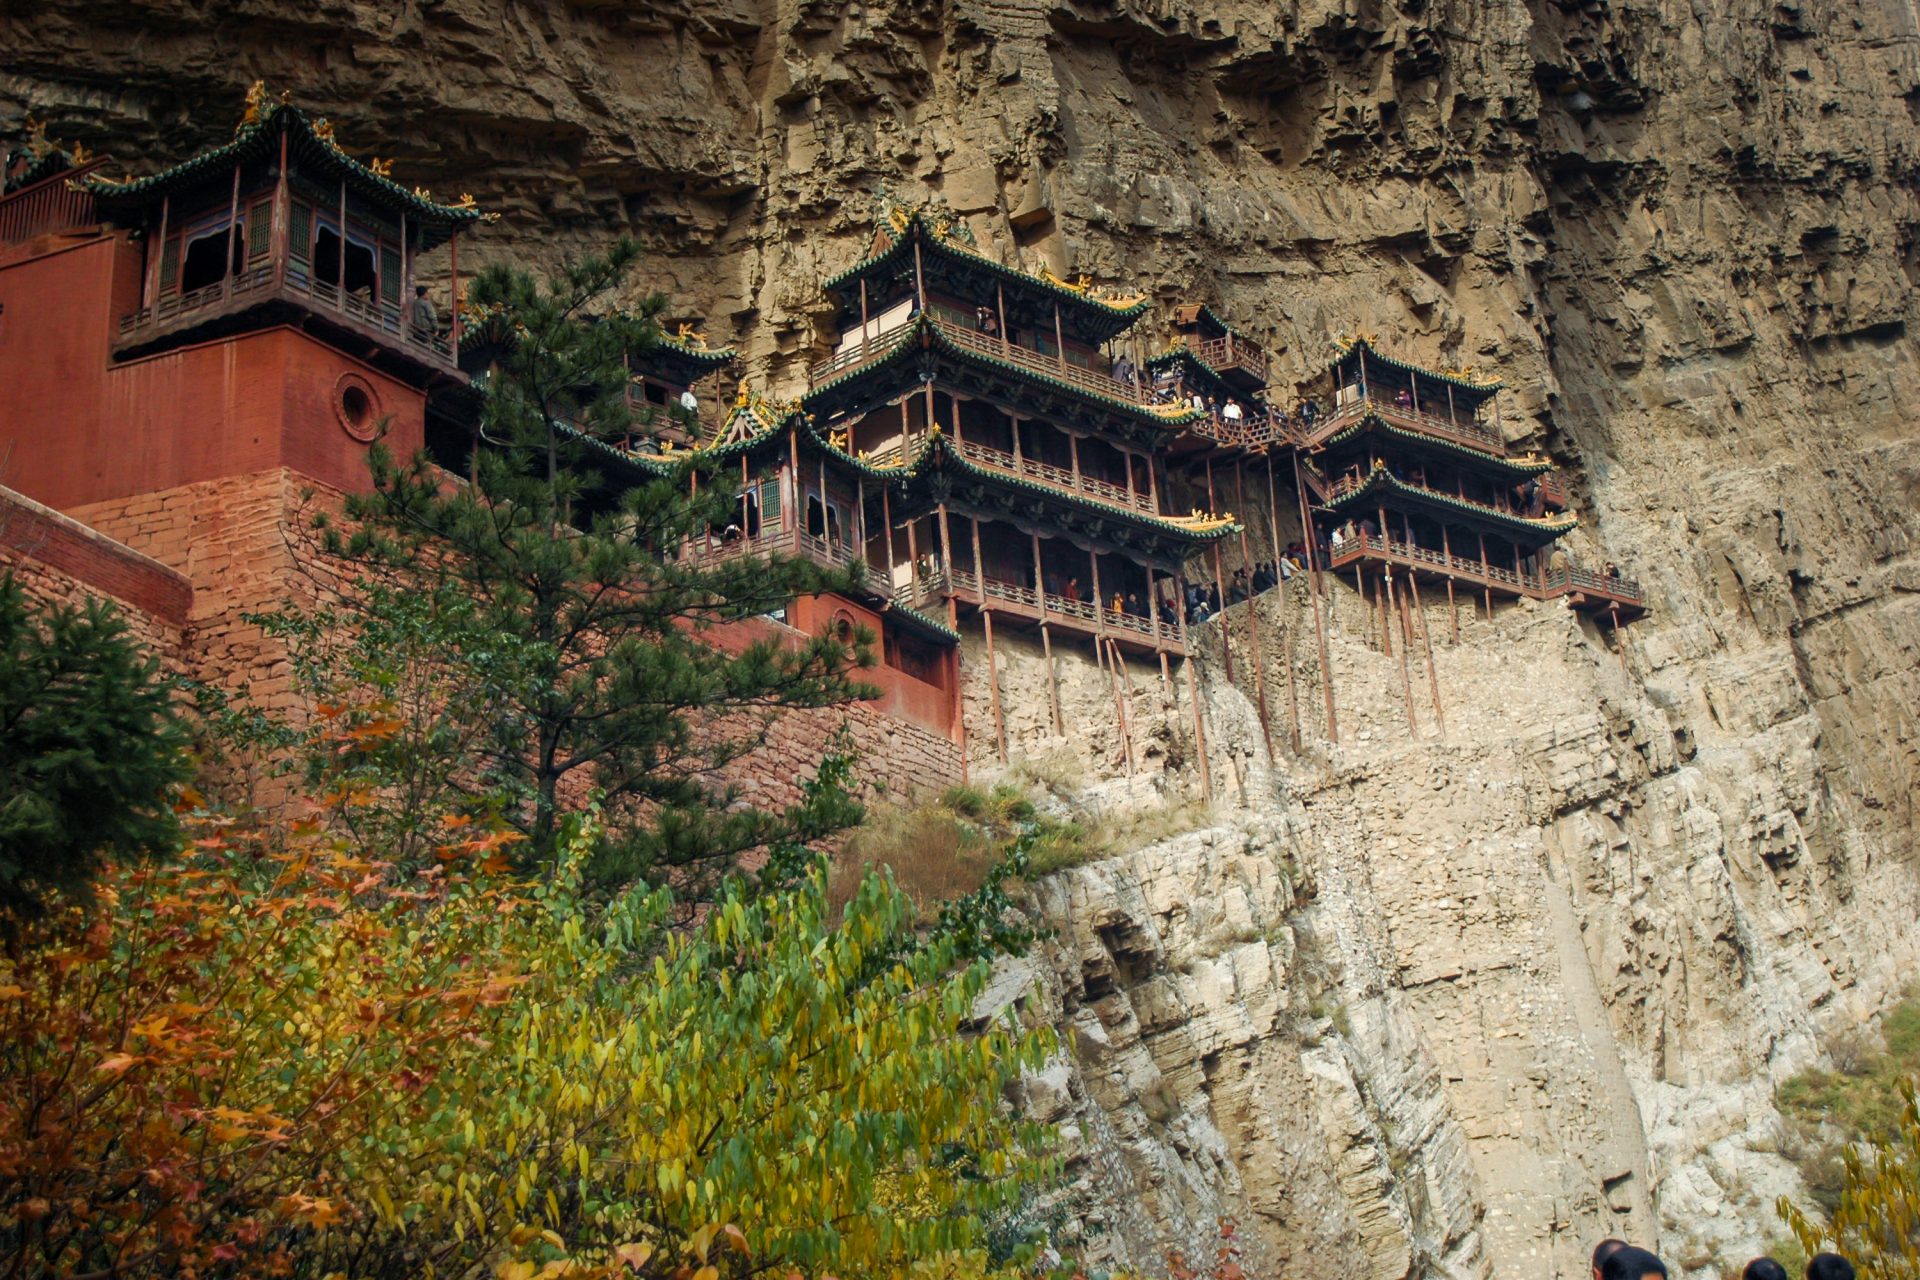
left=332, top=175, right=346, bottom=300
left=996, top=282, right=1008, bottom=353
left=1446, top=382, right=1457, bottom=428
left=859, top=276, right=870, bottom=354
left=1123, top=447, right=1138, bottom=507
left=273, top=129, right=290, bottom=292
left=1090, top=546, right=1106, bottom=634
left=881, top=486, right=897, bottom=591
left=147, top=195, right=171, bottom=309
left=906, top=513, right=920, bottom=597
left=1387, top=568, right=1417, bottom=734
left=788, top=430, right=802, bottom=531
left=1410, top=368, right=1420, bottom=416
left=1052, top=301, right=1065, bottom=371
left=1068, top=432, right=1082, bottom=488
left=1377, top=573, right=1393, bottom=657
left=1411, top=574, right=1446, bottom=735
left=1234, top=461, right=1272, bottom=752
left=912, top=236, right=927, bottom=310
left=1147, top=565, right=1164, bottom=649
left=856, top=477, right=869, bottom=576
left=448, top=230, right=461, bottom=361
left=1011, top=413, right=1024, bottom=467
left=1148, top=450, right=1161, bottom=511
left=937, top=502, right=955, bottom=580
left=900, top=398, right=911, bottom=458
left=971, top=517, right=988, bottom=605
left=1107, top=640, right=1136, bottom=777
left=1358, top=344, right=1369, bottom=400
left=982, top=607, right=1007, bottom=761
left=1290, top=453, right=1338, bottom=743
left=1447, top=577, right=1460, bottom=644
left=1477, top=530, right=1493, bottom=620
left=1265, top=454, right=1286, bottom=570
left=1205, top=456, right=1232, bottom=681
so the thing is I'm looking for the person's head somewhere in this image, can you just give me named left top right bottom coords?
left=1806, top=1255, right=1855, bottom=1280
left=414, top=284, right=427, bottom=298
left=1741, top=1259, right=1788, bottom=1280
left=1592, top=1239, right=1629, bottom=1279
left=1600, top=1246, right=1666, bottom=1280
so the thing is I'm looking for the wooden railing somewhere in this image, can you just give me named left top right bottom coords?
left=811, top=314, right=1174, bottom=412
left=1319, top=468, right=1544, bottom=523
left=1307, top=394, right=1506, bottom=456
left=903, top=565, right=1178, bottom=648
left=681, top=525, right=888, bottom=596
left=0, top=160, right=107, bottom=245
left=117, top=255, right=455, bottom=363
left=1327, top=530, right=1644, bottom=606
left=952, top=439, right=1155, bottom=513
left=1189, top=335, right=1269, bottom=383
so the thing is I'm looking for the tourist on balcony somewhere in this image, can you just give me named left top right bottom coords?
left=1251, top=562, right=1274, bottom=593
left=405, top=285, right=437, bottom=340
left=1222, top=399, right=1244, bottom=424
left=1300, top=398, right=1320, bottom=428
left=1396, top=386, right=1413, bottom=409
left=1063, top=576, right=1082, bottom=604
left=975, top=305, right=994, bottom=333
left=1549, top=545, right=1570, bottom=576
left=1124, top=591, right=1145, bottom=618
left=1206, top=583, right=1222, bottom=614
left=1111, top=354, right=1135, bottom=385
left=1605, top=562, right=1622, bottom=582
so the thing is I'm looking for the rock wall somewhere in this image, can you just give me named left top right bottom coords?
left=9, top=1, right=1920, bottom=1276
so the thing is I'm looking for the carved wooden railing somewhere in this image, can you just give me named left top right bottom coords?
left=1327, top=531, right=1643, bottom=606
left=902, top=565, right=1175, bottom=646
left=1188, top=334, right=1269, bottom=383
left=951, top=439, right=1155, bottom=513
left=0, top=159, right=108, bottom=245
left=1305, top=394, right=1506, bottom=456
left=117, top=253, right=454, bottom=362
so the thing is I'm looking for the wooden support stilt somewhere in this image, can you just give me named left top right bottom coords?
left=982, top=607, right=1007, bottom=761
left=1188, top=656, right=1212, bottom=801
left=1447, top=576, right=1460, bottom=644
left=1388, top=568, right=1417, bottom=734
left=1411, top=576, right=1445, bottom=736
left=1160, top=649, right=1174, bottom=701
left=1290, top=453, right=1339, bottom=744
left=1377, top=575, right=1393, bottom=657
left=1040, top=623, right=1064, bottom=735
left=1106, top=640, right=1135, bottom=776
left=1233, top=461, right=1272, bottom=752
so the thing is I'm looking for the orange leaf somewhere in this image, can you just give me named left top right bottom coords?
left=96, top=1053, right=139, bottom=1076
left=616, top=1243, right=654, bottom=1271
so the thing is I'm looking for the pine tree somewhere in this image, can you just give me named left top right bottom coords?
left=325, top=240, right=874, bottom=891
left=0, top=575, right=189, bottom=931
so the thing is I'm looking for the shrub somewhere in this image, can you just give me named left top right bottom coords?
left=0, top=574, right=190, bottom=933
left=0, top=810, right=1056, bottom=1278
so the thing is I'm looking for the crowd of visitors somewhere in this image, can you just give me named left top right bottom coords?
left=1590, top=1238, right=1856, bottom=1280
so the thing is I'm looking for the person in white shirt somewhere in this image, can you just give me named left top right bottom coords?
left=679, top=388, right=699, bottom=415
left=1222, top=399, right=1243, bottom=422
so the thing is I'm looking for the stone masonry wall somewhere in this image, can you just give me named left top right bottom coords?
left=0, top=481, right=189, bottom=660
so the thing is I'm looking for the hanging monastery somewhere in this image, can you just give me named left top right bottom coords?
left=0, top=100, right=1646, bottom=797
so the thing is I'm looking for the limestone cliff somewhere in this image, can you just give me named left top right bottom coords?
left=7, top=1, right=1919, bottom=1276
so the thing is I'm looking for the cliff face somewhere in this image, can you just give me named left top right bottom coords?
left=8, top=1, right=1920, bottom=1276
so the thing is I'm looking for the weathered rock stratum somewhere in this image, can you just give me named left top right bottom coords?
left=7, top=1, right=1919, bottom=1275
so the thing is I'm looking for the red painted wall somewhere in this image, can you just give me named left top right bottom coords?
left=785, top=593, right=959, bottom=742
left=0, top=233, right=424, bottom=513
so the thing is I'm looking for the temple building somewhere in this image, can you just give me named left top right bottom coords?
left=0, top=99, right=1649, bottom=790
left=1302, top=338, right=1645, bottom=628
left=0, top=92, right=483, bottom=511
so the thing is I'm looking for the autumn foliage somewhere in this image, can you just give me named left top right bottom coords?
left=0, top=799, right=1054, bottom=1279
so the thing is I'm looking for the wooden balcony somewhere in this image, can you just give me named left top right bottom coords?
left=679, top=525, right=889, bottom=597
left=951, top=438, right=1156, bottom=514
left=115, top=262, right=457, bottom=373
left=1326, top=530, right=1645, bottom=617
left=0, top=159, right=108, bottom=246
left=1189, top=334, right=1268, bottom=385
left=1305, top=394, right=1506, bottom=457
left=899, top=565, right=1184, bottom=655
left=811, top=314, right=1170, bottom=412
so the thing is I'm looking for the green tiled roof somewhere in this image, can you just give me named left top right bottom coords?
left=1315, top=413, right=1552, bottom=475
left=79, top=102, right=488, bottom=240
left=823, top=209, right=1151, bottom=327
left=648, top=332, right=736, bottom=373
left=884, top=602, right=961, bottom=644
left=1145, top=347, right=1232, bottom=397
left=1320, top=465, right=1575, bottom=539
left=802, top=313, right=1205, bottom=433
left=1329, top=337, right=1503, bottom=395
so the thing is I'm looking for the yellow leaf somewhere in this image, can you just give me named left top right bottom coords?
left=615, top=1243, right=653, bottom=1271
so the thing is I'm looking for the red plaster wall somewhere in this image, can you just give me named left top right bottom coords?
left=785, top=592, right=960, bottom=742
left=0, top=233, right=425, bottom=514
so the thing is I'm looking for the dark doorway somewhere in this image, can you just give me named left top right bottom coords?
left=179, top=225, right=246, bottom=293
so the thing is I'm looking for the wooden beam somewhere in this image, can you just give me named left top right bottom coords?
left=1040, top=621, right=1063, bottom=736
left=1411, top=575, right=1445, bottom=735
left=1233, top=460, right=1272, bottom=753
left=1387, top=568, right=1417, bottom=734
left=1290, top=453, right=1338, bottom=744
left=982, top=607, right=1007, bottom=761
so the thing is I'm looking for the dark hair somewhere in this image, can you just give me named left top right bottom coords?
left=1806, top=1255, right=1855, bottom=1280
left=1742, top=1260, right=1788, bottom=1280
left=1601, top=1246, right=1667, bottom=1280
left=414, top=284, right=428, bottom=296
left=1593, top=1238, right=1629, bottom=1270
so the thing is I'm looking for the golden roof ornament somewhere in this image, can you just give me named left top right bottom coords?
left=369, top=156, right=394, bottom=177
left=24, top=117, right=51, bottom=160
left=674, top=322, right=710, bottom=350
left=239, top=81, right=270, bottom=131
